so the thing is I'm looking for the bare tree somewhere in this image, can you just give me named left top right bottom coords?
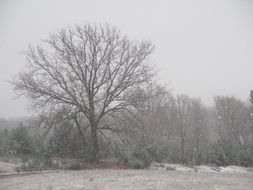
left=249, top=90, right=253, bottom=138
left=189, top=99, right=209, bottom=165
left=128, top=83, right=173, bottom=140
left=12, top=23, right=154, bottom=163
left=175, top=95, right=192, bottom=164
left=214, top=96, right=250, bottom=143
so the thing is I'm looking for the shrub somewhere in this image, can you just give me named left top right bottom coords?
left=235, top=144, right=253, bottom=167
left=16, top=157, right=53, bottom=172
left=208, top=139, right=253, bottom=167
left=146, top=141, right=170, bottom=162
left=208, top=139, right=238, bottom=166
left=166, top=166, right=176, bottom=171
left=131, top=147, right=151, bottom=169
left=10, top=124, right=34, bottom=157
left=69, top=162, right=84, bottom=170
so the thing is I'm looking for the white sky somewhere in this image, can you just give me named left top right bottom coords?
left=0, top=0, right=253, bottom=118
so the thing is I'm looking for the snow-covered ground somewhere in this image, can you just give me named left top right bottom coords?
left=0, top=162, right=253, bottom=190
left=151, top=162, right=253, bottom=173
left=0, top=160, right=19, bottom=173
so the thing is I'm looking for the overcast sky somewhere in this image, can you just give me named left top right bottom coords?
left=0, top=0, right=253, bottom=118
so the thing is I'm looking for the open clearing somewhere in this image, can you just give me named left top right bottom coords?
left=1, top=166, right=253, bottom=190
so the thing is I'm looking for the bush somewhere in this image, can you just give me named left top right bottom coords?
left=166, top=166, right=176, bottom=171
left=10, top=125, right=34, bottom=157
left=235, top=144, right=253, bottom=167
left=208, top=139, right=253, bottom=167
left=208, top=139, right=238, bottom=166
left=48, top=121, right=88, bottom=160
left=0, top=129, right=11, bottom=156
left=112, top=140, right=151, bottom=169
left=69, top=162, right=84, bottom=170
left=16, top=157, right=54, bottom=172
left=131, top=146, right=151, bottom=169
left=146, top=141, right=170, bottom=162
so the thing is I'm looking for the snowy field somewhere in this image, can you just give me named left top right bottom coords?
left=0, top=163, right=253, bottom=190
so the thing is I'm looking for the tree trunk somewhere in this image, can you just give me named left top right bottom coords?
left=179, top=117, right=186, bottom=164
left=90, top=120, right=99, bottom=163
left=74, top=117, right=87, bottom=147
left=181, top=133, right=186, bottom=164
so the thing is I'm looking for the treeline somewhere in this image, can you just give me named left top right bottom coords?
left=1, top=85, right=253, bottom=169
left=6, top=23, right=252, bottom=169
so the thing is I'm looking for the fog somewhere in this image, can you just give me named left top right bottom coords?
left=0, top=0, right=253, bottom=118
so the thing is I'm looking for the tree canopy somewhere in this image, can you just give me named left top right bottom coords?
left=12, top=23, right=155, bottom=162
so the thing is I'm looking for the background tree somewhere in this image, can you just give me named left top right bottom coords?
left=10, top=123, right=33, bottom=157
left=12, top=23, right=154, bottom=163
left=175, top=95, right=192, bottom=164
left=249, top=90, right=253, bottom=138
left=214, top=96, right=250, bottom=143
left=188, top=99, right=209, bottom=164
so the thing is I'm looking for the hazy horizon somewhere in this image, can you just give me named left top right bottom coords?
left=0, top=0, right=253, bottom=118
